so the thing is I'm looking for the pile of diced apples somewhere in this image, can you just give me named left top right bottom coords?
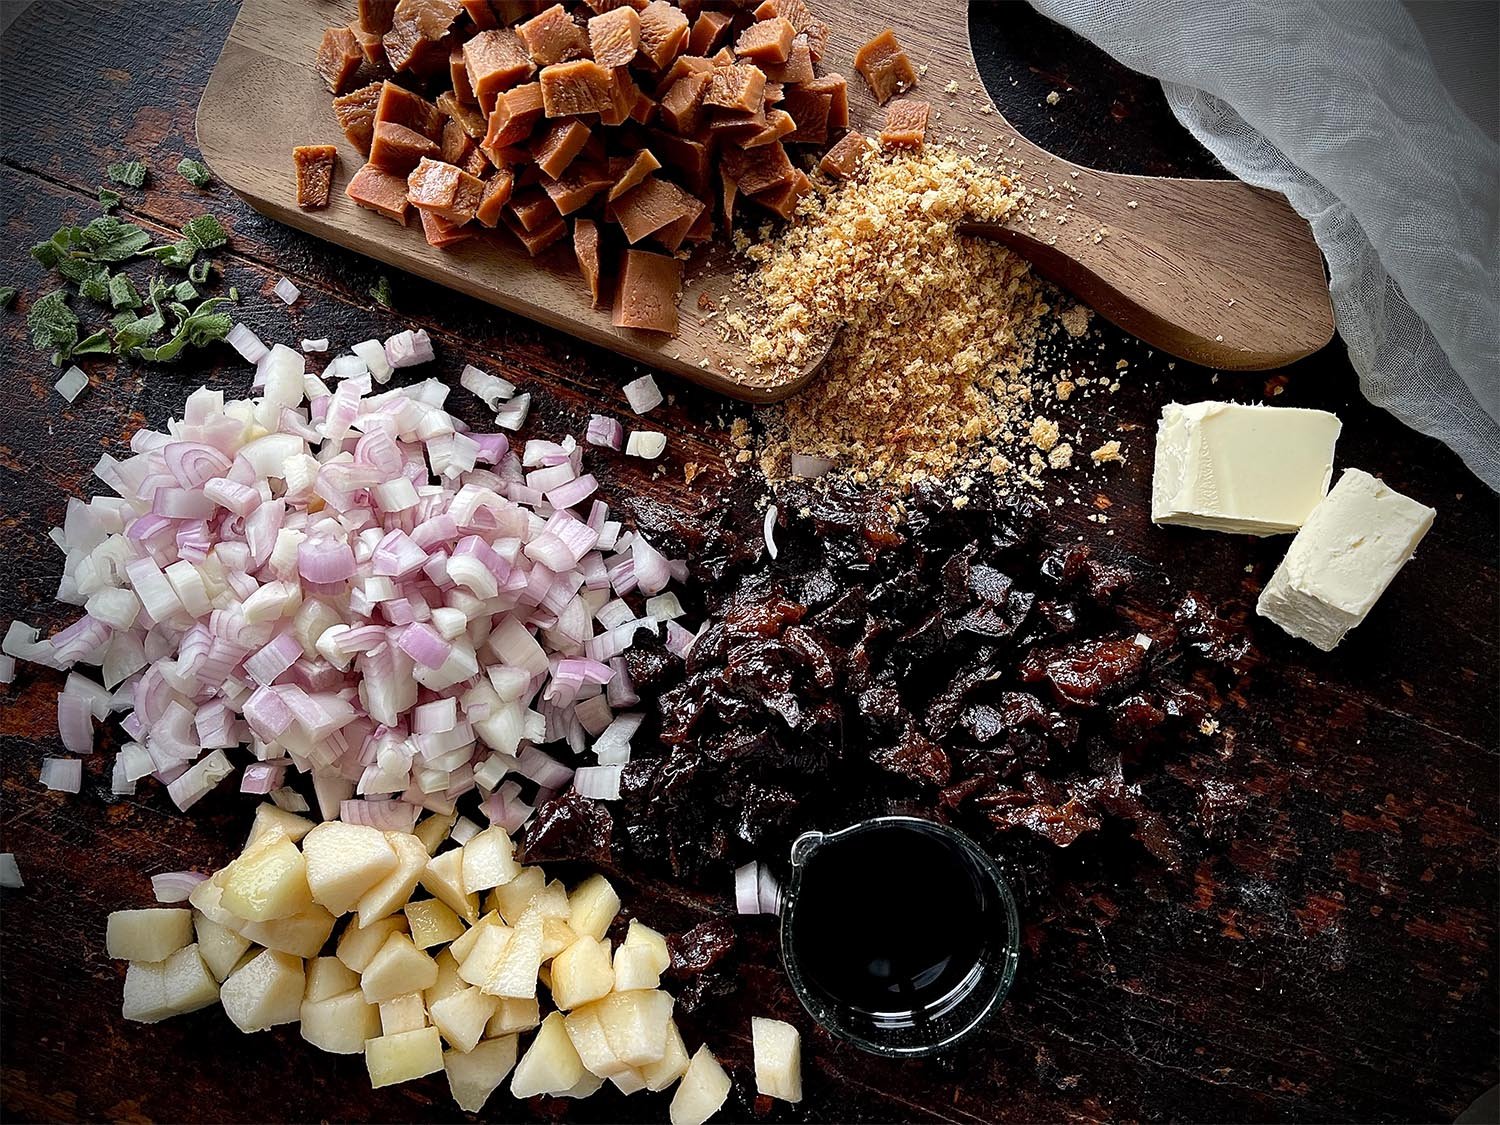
left=106, top=803, right=801, bottom=1122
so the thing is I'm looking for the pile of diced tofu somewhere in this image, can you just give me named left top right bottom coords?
left=107, top=803, right=801, bottom=1122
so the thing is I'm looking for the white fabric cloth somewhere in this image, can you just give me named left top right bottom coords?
left=1027, top=0, right=1500, bottom=490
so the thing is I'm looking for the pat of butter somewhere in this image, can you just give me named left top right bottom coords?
left=1257, top=469, right=1435, bottom=651
left=1152, top=401, right=1341, bottom=535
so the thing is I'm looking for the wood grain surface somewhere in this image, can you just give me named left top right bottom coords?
left=1, top=4, right=1495, bottom=1124
left=198, top=0, right=1331, bottom=406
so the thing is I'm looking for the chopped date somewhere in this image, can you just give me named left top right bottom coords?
left=519, top=789, right=614, bottom=865
left=603, top=477, right=1255, bottom=902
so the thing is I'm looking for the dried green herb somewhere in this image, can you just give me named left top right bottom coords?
left=108, top=273, right=141, bottom=310
left=177, top=158, right=213, bottom=188
left=27, top=289, right=80, bottom=364
left=106, top=160, right=148, bottom=188
left=98, top=188, right=122, bottom=212
left=370, top=274, right=394, bottom=308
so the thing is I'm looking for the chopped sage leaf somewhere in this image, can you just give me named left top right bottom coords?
left=177, top=158, right=213, bottom=188
left=370, top=275, right=394, bottom=308
left=189, top=259, right=211, bottom=285
left=106, top=160, right=148, bottom=188
left=99, top=187, right=122, bottom=211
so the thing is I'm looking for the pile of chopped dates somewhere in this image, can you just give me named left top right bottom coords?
left=524, top=479, right=1256, bottom=962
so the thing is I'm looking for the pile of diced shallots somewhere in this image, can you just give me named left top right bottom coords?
left=3, top=327, right=697, bottom=835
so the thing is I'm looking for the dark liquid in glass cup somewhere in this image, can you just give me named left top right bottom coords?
left=779, top=817, right=1019, bottom=1057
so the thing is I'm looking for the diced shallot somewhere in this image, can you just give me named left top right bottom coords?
left=622, top=374, right=663, bottom=414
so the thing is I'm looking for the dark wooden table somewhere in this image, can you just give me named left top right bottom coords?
left=2, top=4, right=1495, bottom=1123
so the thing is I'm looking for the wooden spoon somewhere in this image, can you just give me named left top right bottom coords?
left=199, top=0, right=1333, bottom=404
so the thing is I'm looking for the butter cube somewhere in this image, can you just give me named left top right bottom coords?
left=1257, top=469, right=1434, bottom=650
left=1152, top=401, right=1341, bottom=535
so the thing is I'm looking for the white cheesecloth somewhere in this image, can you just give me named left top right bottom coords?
left=1024, top=0, right=1500, bottom=490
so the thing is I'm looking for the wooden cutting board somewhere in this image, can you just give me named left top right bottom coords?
left=197, top=0, right=1334, bottom=402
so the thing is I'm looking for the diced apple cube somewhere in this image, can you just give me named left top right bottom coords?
left=430, top=984, right=499, bottom=1053
left=751, top=1017, right=802, bottom=1103
left=245, top=802, right=315, bottom=847
left=596, top=989, right=675, bottom=1068
left=532, top=879, right=572, bottom=918
left=642, top=1018, right=690, bottom=1091
left=301, top=989, right=380, bottom=1053
left=488, top=865, right=543, bottom=923
left=458, top=924, right=513, bottom=989
left=414, top=811, right=457, bottom=855
left=336, top=914, right=406, bottom=973
left=611, top=1066, right=649, bottom=1095
left=218, top=834, right=312, bottom=922
left=551, top=935, right=615, bottom=1010
left=510, top=1011, right=586, bottom=1098
left=670, top=1045, right=732, bottom=1125
left=121, top=945, right=221, bottom=1023
left=563, top=1004, right=629, bottom=1078
left=612, top=944, right=661, bottom=992
left=188, top=875, right=239, bottom=929
left=567, top=874, right=619, bottom=940
left=239, top=903, right=336, bottom=958
left=356, top=831, right=429, bottom=926
left=485, top=907, right=543, bottom=999
left=405, top=898, right=465, bottom=949
left=379, top=991, right=428, bottom=1035
left=460, top=826, right=520, bottom=894
left=624, top=919, right=671, bottom=975
left=107, top=907, right=195, bottom=962
left=541, top=917, right=578, bottom=961
left=220, top=949, right=305, bottom=1033
left=445, top=1035, right=519, bottom=1112
left=421, top=847, right=480, bottom=924
left=361, top=932, right=439, bottom=1003
left=426, top=947, right=467, bottom=1008
left=194, top=911, right=252, bottom=982
left=302, top=821, right=399, bottom=916
left=304, top=955, right=360, bottom=1002
left=365, top=1026, right=445, bottom=1088
left=487, top=995, right=540, bottom=1036
left=450, top=910, right=502, bottom=964
left=561, top=1072, right=607, bottom=1098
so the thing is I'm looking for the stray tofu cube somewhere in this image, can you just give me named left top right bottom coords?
left=880, top=98, right=930, bottom=149
left=818, top=130, right=867, bottom=179
left=293, top=145, right=339, bottom=210
left=853, top=27, right=918, bottom=104
left=611, top=249, right=682, bottom=334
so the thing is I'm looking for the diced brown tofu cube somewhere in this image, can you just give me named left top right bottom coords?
left=655, top=53, right=713, bottom=91
left=573, top=217, right=603, bottom=306
left=407, top=157, right=485, bottom=223
left=449, top=47, right=476, bottom=105
left=587, top=6, right=640, bottom=67
left=598, top=69, right=644, bottom=127
left=735, top=17, right=794, bottom=64
left=475, top=169, right=515, bottom=226
left=441, top=118, right=475, bottom=165
left=658, top=71, right=711, bottom=134
left=293, top=145, right=340, bottom=210
left=802, top=19, right=830, bottom=62
left=359, top=0, right=398, bottom=35
left=607, top=148, right=660, bottom=201
left=465, top=30, right=536, bottom=116
left=648, top=129, right=712, bottom=195
left=539, top=60, right=619, bottom=117
left=483, top=82, right=545, bottom=150
left=611, top=249, right=681, bottom=334
left=705, top=65, right=766, bottom=114
left=541, top=162, right=612, bottom=214
left=376, top=81, right=445, bottom=141
left=383, top=0, right=463, bottom=74
left=436, top=94, right=484, bottom=142
left=503, top=210, right=568, bottom=256
left=688, top=10, right=732, bottom=56
left=781, top=85, right=830, bottom=145
left=510, top=189, right=560, bottom=232
left=880, top=99, right=930, bottom=149
left=370, top=120, right=443, bottom=175
left=347, top=163, right=412, bottom=224
left=350, top=22, right=386, bottom=67
left=530, top=118, right=592, bottom=178
left=853, top=28, right=917, bottom=104
left=518, top=4, right=590, bottom=67
left=745, top=108, right=796, bottom=147
left=317, top=27, right=365, bottom=94
left=721, top=140, right=793, bottom=196
left=637, top=0, right=689, bottom=69
left=608, top=176, right=700, bottom=245
left=818, top=129, right=867, bottom=179
left=762, top=35, right=813, bottom=84
left=721, top=168, right=738, bottom=225
left=334, top=82, right=384, bottom=153
left=629, top=87, right=656, bottom=124
left=753, top=167, right=811, bottom=218
left=460, top=0, right=499, bottom=29
left=420, top=207, right=477, bottom=247
left=803, top=73, right=848, bottom=129
left=653, top=192, right=706, bottom=252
